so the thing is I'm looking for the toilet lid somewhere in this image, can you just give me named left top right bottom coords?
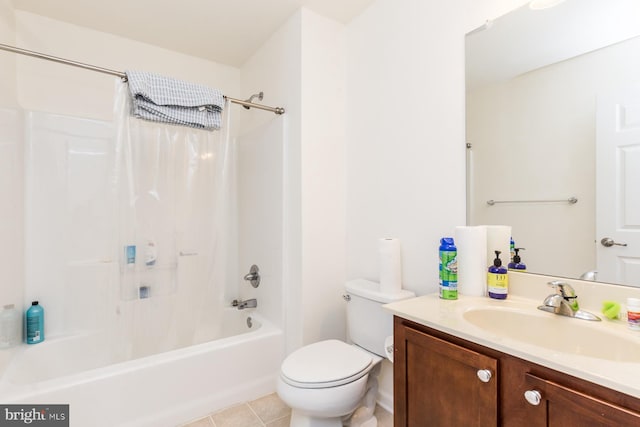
left=281, top=340, right=373, bottom=388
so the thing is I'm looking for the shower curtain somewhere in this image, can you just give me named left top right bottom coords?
left=112, top=82, right=237, bottom=358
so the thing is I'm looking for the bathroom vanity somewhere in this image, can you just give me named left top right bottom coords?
left=385, top=278, right=640, bottom=427
left=393, top=316, right=640, bottom=426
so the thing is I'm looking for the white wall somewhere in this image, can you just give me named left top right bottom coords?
left=345, top=0, right=529, bottom=294
left=241, top=8, right=347, bottom=352
left=0, top=0, right=16, bottom=106
left=345, top=0, right=530, bottom=411
left=299, top=9, right=347, bottom=346
left=241, top=11, right=304, bottom=353
left=346, top=0, right=470, bottom=296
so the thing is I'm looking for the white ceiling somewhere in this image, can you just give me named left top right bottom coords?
left=11, top=0, right=375, bottom=67
left=466, top=0, right=640, bottom=91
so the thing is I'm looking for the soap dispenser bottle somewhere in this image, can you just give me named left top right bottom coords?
left=508, top=248, right=526, bottom=271
left=488, top=250, right=508, bottom=299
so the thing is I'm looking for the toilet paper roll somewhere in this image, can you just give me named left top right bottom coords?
left=455, top=226, right=487, bottom=296
left=379, top=238, right=402, bottom=294
left=485, top=225, right=512, bottom=268
left=384, top=335, right=394, bottom=363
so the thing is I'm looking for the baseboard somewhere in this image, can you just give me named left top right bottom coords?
left=377, top=388, right=393, bottom=414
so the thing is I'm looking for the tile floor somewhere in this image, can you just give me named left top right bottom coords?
left=180, top=393, right=393, bottom=427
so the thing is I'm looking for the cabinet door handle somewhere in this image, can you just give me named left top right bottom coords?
left=524, top=390, right=542, bottom=406
left=476, top=369, right=492, bottom=383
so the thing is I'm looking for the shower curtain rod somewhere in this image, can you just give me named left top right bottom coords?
left=0, top=42, right=285, bottom=115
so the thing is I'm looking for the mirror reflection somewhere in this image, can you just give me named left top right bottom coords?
left=465, top=0, right=640, bottom=287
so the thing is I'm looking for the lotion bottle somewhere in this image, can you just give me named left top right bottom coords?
left=488, top=250, right=508, bottom=299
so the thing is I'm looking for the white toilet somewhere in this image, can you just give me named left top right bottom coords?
left=277, top=279, right=415, bottom=427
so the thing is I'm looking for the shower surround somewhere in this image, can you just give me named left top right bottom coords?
left=0, top=97, right=285, bottom=425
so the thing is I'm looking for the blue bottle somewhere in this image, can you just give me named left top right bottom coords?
left=508, top=248, right=527, bottom=271
left=487, top=251, right=508, bottom=299
left=510, top=237, right=515, bottom=263
left=25, top=301, right=44, bottom=344
left=439, top=237, right=458, bottom=300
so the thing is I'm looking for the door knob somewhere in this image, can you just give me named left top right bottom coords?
left=601, top=237, right=627, bottom=247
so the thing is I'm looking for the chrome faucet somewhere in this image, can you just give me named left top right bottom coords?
left=538, top=281, right=600, bottom=321
left=232, top=298, right=257, bottom=310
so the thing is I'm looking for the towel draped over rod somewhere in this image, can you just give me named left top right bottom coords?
left=0, top=42, right=285, bottom=115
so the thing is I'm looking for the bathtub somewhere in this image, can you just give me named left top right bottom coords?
left=0, top=309, right=283, bottom=427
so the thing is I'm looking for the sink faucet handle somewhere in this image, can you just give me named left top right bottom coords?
left=547, top=281, right=576, bottom=299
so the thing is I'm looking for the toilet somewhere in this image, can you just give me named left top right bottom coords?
left=277, top=279, right=415, bottom=427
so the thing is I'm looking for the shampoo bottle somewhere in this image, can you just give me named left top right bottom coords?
left=25, top=301, right=44, bottom=344
left=488, top=251, right=508, bottom=299
left=508, top=248, right=526, bottom=271
left=439, top=237, right=458, bottom=300
left=125, top=245, right=136, bottom=265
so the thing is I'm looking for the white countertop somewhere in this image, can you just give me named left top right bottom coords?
left=384, top=292, right=640, bottom=399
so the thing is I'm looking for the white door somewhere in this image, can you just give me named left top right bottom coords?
left=596, top=88, right=640, bottom=287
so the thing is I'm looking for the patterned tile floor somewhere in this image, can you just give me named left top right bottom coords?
left=180, top=393, right=393, bottom=427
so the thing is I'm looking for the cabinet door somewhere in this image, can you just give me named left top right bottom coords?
left=395, top=322, right=498, bottom=427
left=524, top=373, right=640, bottom=426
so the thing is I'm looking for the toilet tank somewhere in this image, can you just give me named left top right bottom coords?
left=345, top=279, right=415, bottom=357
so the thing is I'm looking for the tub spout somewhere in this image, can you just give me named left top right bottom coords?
left=232, top=298, right=257, bottom=310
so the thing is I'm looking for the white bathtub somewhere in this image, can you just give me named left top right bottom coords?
left=0, top=309, right=283, bottom=427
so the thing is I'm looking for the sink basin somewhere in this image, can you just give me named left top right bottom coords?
left=463, top=307, right=640, bottom=362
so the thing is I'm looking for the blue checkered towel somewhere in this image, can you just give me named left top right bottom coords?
left=125, top=70, right=224, bottom=130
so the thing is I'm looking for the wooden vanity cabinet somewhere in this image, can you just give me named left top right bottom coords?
left=523, top=373, right=640, bottom=426
left=394, top=316, right=640, bottom=427
left=394, top=321, right=498, bottom=426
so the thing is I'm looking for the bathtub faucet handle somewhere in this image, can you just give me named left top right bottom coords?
left=243, top=264, right=260, bottom=288
left=232, top=298, right=257, bottom=310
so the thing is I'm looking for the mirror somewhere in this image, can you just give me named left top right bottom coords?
left=465, top=0, right=640, bottom=286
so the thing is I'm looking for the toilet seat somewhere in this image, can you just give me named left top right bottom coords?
left=280, top=339, right=374, bottom=389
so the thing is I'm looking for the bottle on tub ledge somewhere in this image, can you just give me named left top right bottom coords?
left=0, top=304, right=21, bottom=348
left=487, top=250, right=508, bottom=300
left=25, top=301, right=45, bottom=344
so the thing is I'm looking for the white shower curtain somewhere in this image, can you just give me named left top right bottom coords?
left=112, top=82, right=236, bottom=358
